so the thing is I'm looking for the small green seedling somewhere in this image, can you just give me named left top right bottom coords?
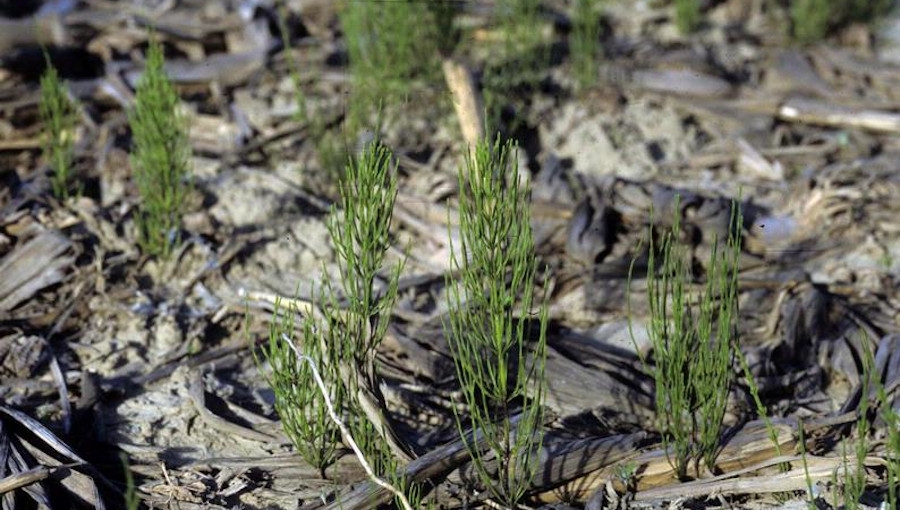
left=790, top=0, right=893, bottom=44
left=615, top=461, right=639, bottom=493
left=482, top=0, right=547, bottom=133
left=628, top=196, right=741, bottom=480
left=258, top=298, right=343, bottom=477
left=571, top=0, right=603, bottom=91
left=120, top=452, right=140, bottom=510
left=128, top=32, right=192, bottom=258
left=445, top=135, right=549, bottom=508
left=674, top=0, right=701, bottom=34
left=39, top=52, right=78, bottom=200
left=340, top=1, right=441, bottom=130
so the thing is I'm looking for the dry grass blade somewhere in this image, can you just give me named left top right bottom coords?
left=0, top=466, right=50, bottom=495
left=0, top=405, right=108, bottom=509
left=0, top=229, right=74, bottom=312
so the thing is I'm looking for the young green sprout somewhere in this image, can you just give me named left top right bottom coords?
left=571, top=0, right=603, bottom=91
left=628, top=196, right=741, bottom=480
left=339, top=1, right=441, bottom=130
left=445, top=135, right=549, bottom=507
left=39, top=53, right=78, bottom=200
left=128, top=32, right=192, bottom=258
left=258, top=298, right=342, bottom=477
left=261, top=139, right=428, bottom=506
left=675, top=0, right=701, bottom=34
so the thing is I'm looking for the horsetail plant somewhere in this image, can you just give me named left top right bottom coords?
left=879, top=361, right=900, bottom=510
left=120, top=452, right=140, bottom=510
left=257, top=297, right=343, bottom=477
left=859, top=330, right=900, bottom=510
left=736, top=346, right=788, bottom=472
left=279, top=336, right=416, bottom=510
left=674, top=0, right=702, bottom=34
left=571, top=0, right=603, bottom=91
left=39, top=53, right=78, bottom=200
left=274, top=0, right=306, bottom=125
left=340, top=0, right=441, bottom=130
left=483, top=0, right=547, bottom=133
left=628, top=196, right=742, bottom=480
left=839, top=332, right=878, bottom=510
left=261, top=140, right=426, bottom=506
left=798, top=418, right=816, bottom=509
left=129, top=32, right=191, bottom=258
left=325, top=140, right=425, bottom=507
left=445, top=136, right=549, bottom=507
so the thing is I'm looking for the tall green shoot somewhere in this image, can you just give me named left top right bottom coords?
left=628, top=197, right=741, bottom=480
left=874, top=339, right=900, bottom=510
left=261, top=141, right=424, bottom=506
left=881, top=376, right=900, bottom=510
left=675, top=0, right=701, bottom=34
left=791, top=0, right=831, bottom=43
left=571, top=0, right=603, bottom=91
left=798, top=418, right=816, bottom=509
left=326, top=140, right=422, bottom=506
left=120, top=452, right=140, bottom=510
left=129, top=33, right=191, bottom=258
left=39, top=53, right=78, bottom=200
left=258, top=298, right=343, bottom=476
left=273, top=1, right=347, bottom=193
left=483, top=0, right=547, bottom=133
left=791, top=0, right=893, bottom=44
left=844, top=333, right=877, bottom=509
left=340, top=1, right=441, bottom=130
left=736, top=347, right=788, bottom=471
left=445, top=136, right=549, bottom=507
left=274, top=0, right=306, bottom=124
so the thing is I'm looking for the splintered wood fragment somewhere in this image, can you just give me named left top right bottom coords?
left=442, top=58, right=485, bottom=151
left=737, top=138, right=784, bottom=181
left=779, top=97, right=900, bottom=133
left=533, top=418, right=799, bottom=503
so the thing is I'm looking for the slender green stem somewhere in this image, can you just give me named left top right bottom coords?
left=571, top=0, right=602, bottom=91
left=40, top=52, right=78, bottom=200
left=445, top=135, right=548, bottom=507
left=628, top=196, right=741, bottom=479
left=128, top=31, right=191, bottom=258
left=798, top=418, right=816, bottom=509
